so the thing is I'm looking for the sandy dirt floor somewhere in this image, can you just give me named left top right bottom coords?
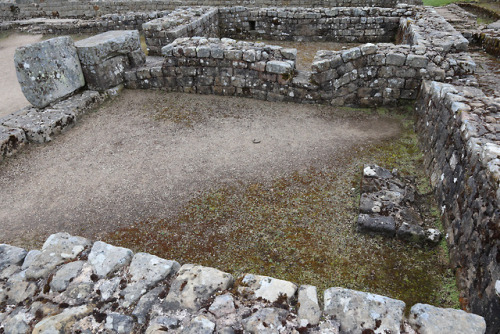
left=0, top=33, right=42, bottom=118
left=0, top=90, right=400, bottom=247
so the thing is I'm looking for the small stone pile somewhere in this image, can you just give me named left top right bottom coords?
left=0, top=233, right=487, bottom=333
left=357, top=164, right=442, bottom=245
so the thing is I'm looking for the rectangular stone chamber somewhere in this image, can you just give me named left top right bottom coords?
left=75, top=30, right=146, bottom=91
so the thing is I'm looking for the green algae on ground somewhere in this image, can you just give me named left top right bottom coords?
left=104, top=106, right=459, bottom=310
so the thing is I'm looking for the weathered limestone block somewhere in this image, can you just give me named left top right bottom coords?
left=184, top=315, right=216, bottom=334
left=14, top=36, right=85, bottom=108
left=2, top=310, right=32, bottom=334
left=50, top=260, right=85, bottom=292
left=0, top=126, right=26, bottom=161
left=409, top=304, right=486, bottom=334
left=208, top=294, right=236, bottom=319
left=129, top=252, right=180, bottom=288
left=357, top=214, right=397, bottom=236
left=105, top=313, right=135, bottom=334
left=88, top=241, right=133, bottom=278
left=242, top=307, right=288, bottom=334
left=297, top=285, right=321, bottom=326
left=266, top=60, right=293, bottom=74
left=75, top=30, right=145, bottom=90
left=25, top=232, right=91, bottom=280
left=1, top=90, right=103, bottom=143
left=164, top=264, right=234, bottom=311
left=237, top=273, right=297, bottom=302
left=32, top=305, right=92, bottom=334
left=0, top=244, right=27, bottom=270
left=324, top=287, right=405, bottom=334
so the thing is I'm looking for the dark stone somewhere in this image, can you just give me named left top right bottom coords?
left=357, top=214, right=396, bottom=237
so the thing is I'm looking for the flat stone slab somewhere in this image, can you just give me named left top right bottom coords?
left=14, top=36, right=85, bottom=108
left=409, top=303, right=486, bottom=334
left=0, top=90, right=102, bottom=143
left=75, top=30, right=143, bottom=66
left=324, top=287, right=406, bottom=334
left=75, top=30, right=145, bottom=90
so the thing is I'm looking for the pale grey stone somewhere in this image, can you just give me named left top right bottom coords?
left=32, top=305, right=92, bottom=334
left=0, top=127, right=26, bottom=161
left=495, top=280, right=500, bottom=298
left=238, top=274, right=297, bottom=302
left=324, top=287, right=405, bottom=334
left=14, top=36, right=85, bottom=108
left=25, top=233, right=91, bottom=280
left=341, top=47, right=362, bottom=62
left=75, top=30, right=143, bottom=66
left=297, top=285, right=321, bottom=326
left=386, top=53, right=407, bottom=66
left=242, top=307, right=288, bottom=334
left=280, top=48, right=297, bottom=60
left=3, top=310, right=32, bottom=334
left=409, top=303, right=486, bottom=334
left=129, top=252, right=180, bottom=287
left=5, top=281, right=37, bottom=304
left=360, top=43, right=377, bottom=55
left=95, top=276, right=121, bottom=301
left=0, top=244, right=27, bottom=270
left=50, top=260, right=85, bottom=292
left=266, top=60, right=293, bottom=74
left=88, top=241, right=133, bottom=278
left=132, top=286, right=164, bottom=325
left=208, top=294, right=236, bottom=318
left=406, top=54, right=428, bottom=68
left=21, top=250, right=41, bottom=270
left=184, top=315, right=216, bottom=334
left=164, top=264, right=234, bottom=311
left=105, top=313, right=135, bottom=334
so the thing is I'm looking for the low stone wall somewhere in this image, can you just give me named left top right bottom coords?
left=143, top=7, right=219, bottom=56
left=0, top=0, right=424, bottom=21
left=219, top=6, right=412, bottom=43
left=478, top=30, right=500, bottom=58
left=0, top=233, right=487, bottom=333
left=0, top=11, right=170, bottom=35
left=415, top=81, right=500, bottom=333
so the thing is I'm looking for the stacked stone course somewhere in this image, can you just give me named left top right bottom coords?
left=1, top=2, right=500, bottom=332
left=0, top=0, right=424, bottom=22
left=143, top=7, right=219, bottom=56
left=415, top=81, right=500, bottom=333
left=0, top=233, right=488, bottom=333
left=219, top=6, right=412, bottom=43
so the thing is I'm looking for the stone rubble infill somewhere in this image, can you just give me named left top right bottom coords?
left=0, top=90, right=107, bottom=144
left=0, top=233, right=487, bottom=334
left=357, top=164, right=442, bottom=245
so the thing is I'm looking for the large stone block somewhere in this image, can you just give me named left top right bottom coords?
left=75, top=30, right=145, bottom=91
left=324, top=287, right=405, bottom=333
left=14, top=36, right=85, bottom=108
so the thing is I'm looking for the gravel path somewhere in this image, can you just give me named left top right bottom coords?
left=0, top=90, right=400, bottom=248
left=0, top=33, right=42, bottom=118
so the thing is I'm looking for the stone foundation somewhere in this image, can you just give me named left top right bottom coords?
left=0, top=233, right=487, bottom=333
left=415, top=81, right=500, bottom=333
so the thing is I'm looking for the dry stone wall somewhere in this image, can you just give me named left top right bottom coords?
left=415, top=81, right=500, bottom=334
left=143, top=7, right=219, bottom=56
left=1, top=3, right=499, bottom=332
left=0, top=0, right=423, bottom=21
left=218, top=6, right=411, bottom=43
left=0, top=233, right=488, bottom=333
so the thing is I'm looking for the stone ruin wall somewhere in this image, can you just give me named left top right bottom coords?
left=0, top=0, right=423, bottom=21
left=0, top=2, right=499, bottom=333
left=415, top=82, right=500, bottom=333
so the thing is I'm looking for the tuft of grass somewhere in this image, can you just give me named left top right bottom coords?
left=423, top=0, right=472, bottom=7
